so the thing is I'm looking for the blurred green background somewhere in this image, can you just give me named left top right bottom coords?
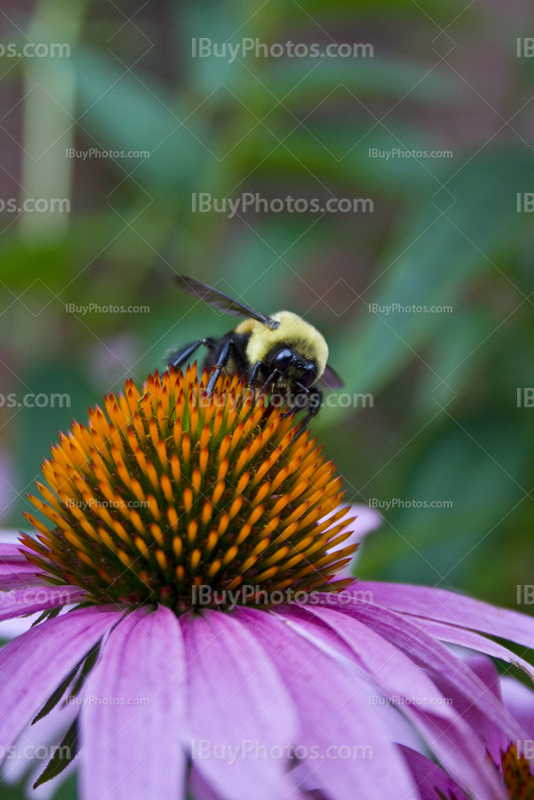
left=1, top=1, right=534, bottom=791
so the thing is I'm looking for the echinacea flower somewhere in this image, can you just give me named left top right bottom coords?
left=399, top=654, right=534, bottom=798
left=2, top=365, right=534, bottom=799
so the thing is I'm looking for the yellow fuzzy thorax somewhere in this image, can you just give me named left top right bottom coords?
left=243, top=311, right=329, bottom=376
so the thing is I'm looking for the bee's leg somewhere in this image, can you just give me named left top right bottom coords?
left=251, top=369, right=280, bottom=411
left=206, top=339, right=239, bottom=396
left=292, top=387, right=323, bottom=441
left=280, top=383, right=313, bottom=421
left=248, top=360, right=263, bottom=388
left=168, top=339, right=213, bottom=371
left=280, top=392, right=305, bottom=421
left=307, top=387, right=323, bottom=419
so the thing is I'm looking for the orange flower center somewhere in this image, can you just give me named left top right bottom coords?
left=22, top=366, right=356, bottom=614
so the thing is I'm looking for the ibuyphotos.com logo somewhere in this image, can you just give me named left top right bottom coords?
left=191, top=38, right=374, bottom=63
left=192, top=193, right=374, bottom=219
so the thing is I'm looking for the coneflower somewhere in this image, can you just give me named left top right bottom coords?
left=0, top=365, right=533, bottom=800
left=400, top=654, right=534, bottom=798
left=22, top=365, right=355, bottom=612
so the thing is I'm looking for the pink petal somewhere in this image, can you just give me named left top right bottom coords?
left=0, top=561, right=42, bottom=573
left=188, top=769, right=305, bottom=800
left=500, top=676, right=534, bottom=741
left=319, top=596, right=521, bottom=795
left=348, top=597, right=524, bottom=739
left=0, top=585, right=86, bottom=622
left=302, top=608, right=510, bottom=788
left=0, top=544, right=35, bottom=561
left=430, top=654, right=506, bottom=767
left=282, top=604, right=506, bottom=800
left=182, top=609, right=301, bottom=800
left=357, top=581, right=534, bottom=649
left=463, top=654, right=502, bottom=699
left=0, top=572, right=50, bottom=590
left=0, top=605, right=122, bottom=759
left=237, top=607, right=419, bottom=800
left=325, top=504, right=382, bottom=544
left=2, top=697, right=78, bottom=797
left=80, top=605, right=187, bottom=800
left=325, top=505, right=382, bottom=578
left=406, top=616, right=534, bottom=680
left=400, top=745, right=467, bottom=799
left=188, top=768, right=223, bottom=800
left=0, top=561, right=50, bottom=590
left=0, top=542, right=50, bottom=590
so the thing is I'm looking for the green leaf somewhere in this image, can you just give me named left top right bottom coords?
left=0, top=241, right=69, bottom=287
left=12, top=363, right=95, bottom=527
left=50, top=772, right=77, bottom=800
left=321, top=149, right=534, bottom=424
left=358, top=417, right=532, bottom=586
left=281, top=0, right=466, bottom=22
left=32, top=664, right=78, bottom=725
left=185, top=0, right=259, bottom=93
left=411, top=307, right=500, bottom=420
left=251, top=122, right=443, bottom=195
left=32, top=640, right=100, bottom=725
left=69, top=642, right=101, bottom=697
left=73, top=49, right=206, bottom=194
left=31, top=606, right=62, bottom=628
left=220, top=220, right=326, bottom=310
left=33, top=718, right=78, bottom=789
left=0, top=784, right=33, bottom=800
left=267, top=57, right=463, bottom=105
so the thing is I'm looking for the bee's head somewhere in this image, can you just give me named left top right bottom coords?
left=246, top=310, right=329, bottom=389
left=265, top=343, right=317, bottom=391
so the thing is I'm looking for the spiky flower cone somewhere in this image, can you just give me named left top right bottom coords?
left=22, top=365, right=357, bottom=614
left=501, top=744, right=534, bottom=798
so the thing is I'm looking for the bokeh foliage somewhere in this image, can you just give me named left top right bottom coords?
left=0, top=0, right=534, bottom=793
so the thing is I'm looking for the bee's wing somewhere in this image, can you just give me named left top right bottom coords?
left=174, top=275, right=278, bottom=330
left=320, top=364, right=344, bottom=389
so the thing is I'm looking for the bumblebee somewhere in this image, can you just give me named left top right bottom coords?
left=167, top=276, right=343, bottom=426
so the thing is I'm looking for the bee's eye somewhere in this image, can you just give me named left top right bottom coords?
left=272, top=348, right=293, bottom=373
left=300, top=366, right=317, bottom=388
